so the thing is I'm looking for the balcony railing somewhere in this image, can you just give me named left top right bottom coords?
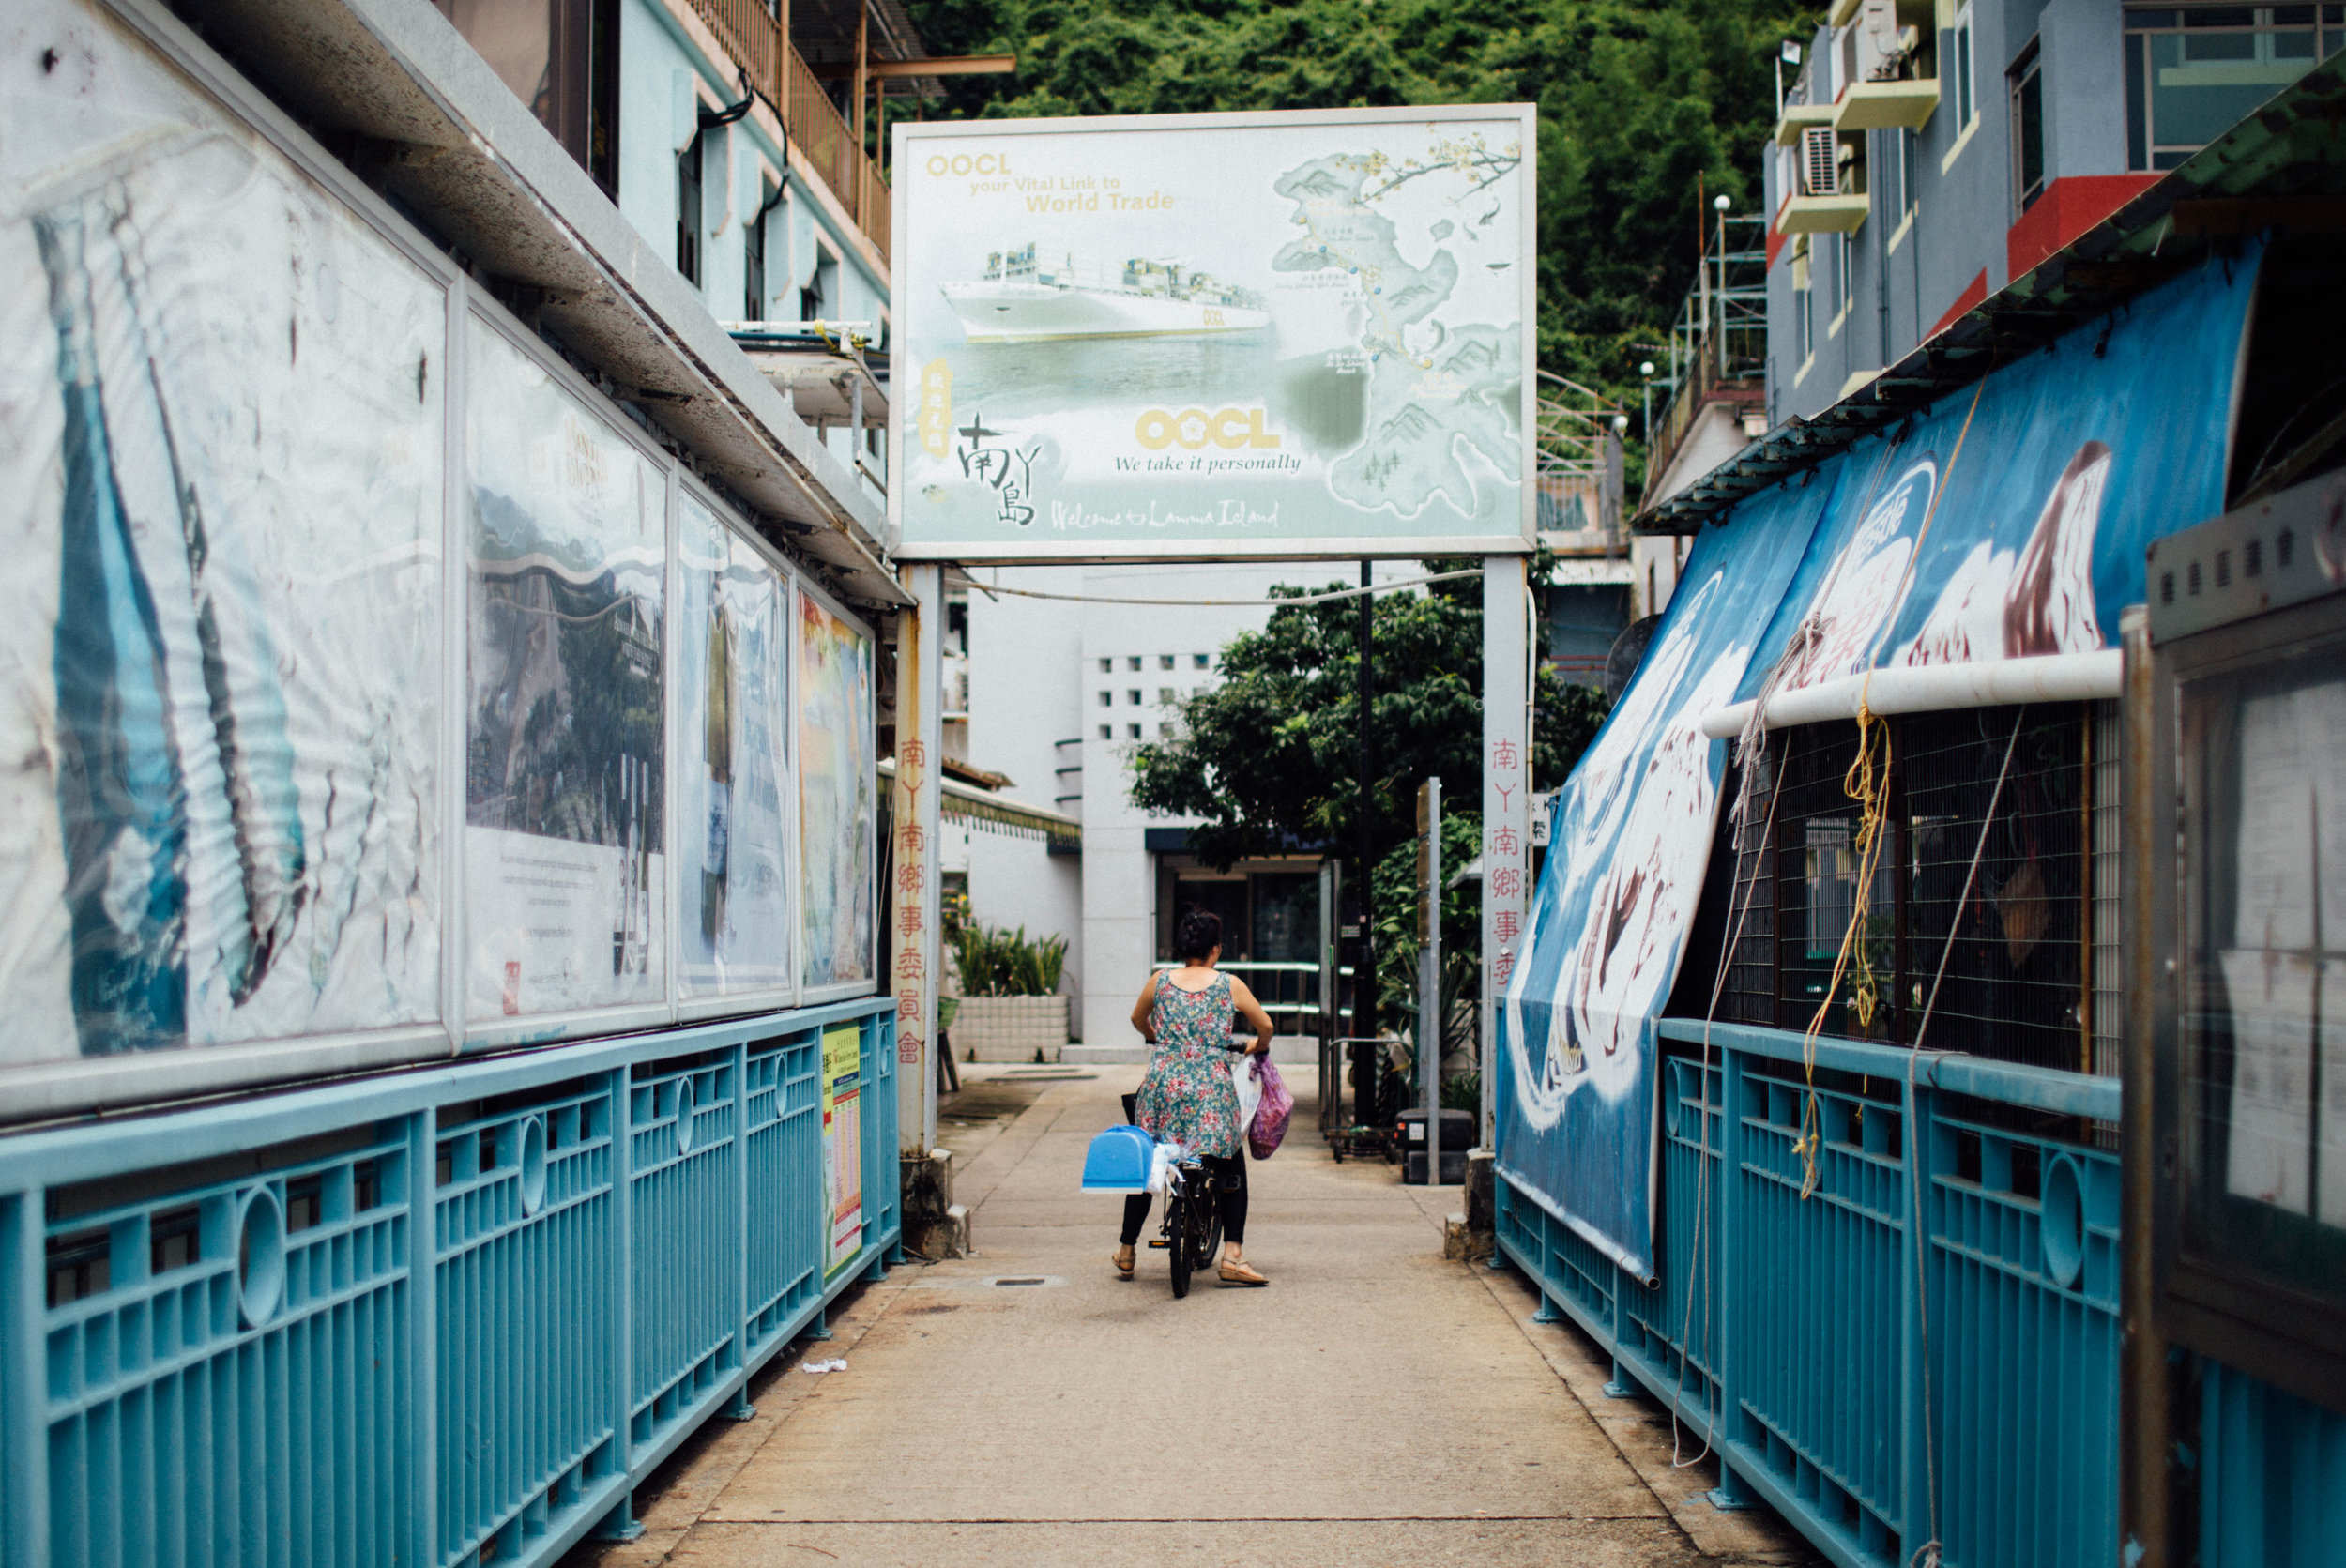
left=685, top=0, right=891, bottom=261
left=784, top=46, right=890, bottom=261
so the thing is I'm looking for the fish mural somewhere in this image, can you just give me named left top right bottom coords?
left=1498, top=249, right=2262, bottom=1276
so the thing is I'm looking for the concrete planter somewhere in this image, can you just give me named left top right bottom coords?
left=952, top=994, right=1068, bottom=1062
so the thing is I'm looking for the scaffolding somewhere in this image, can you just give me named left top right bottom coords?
left=1535, top=372, right=1627, bottom=544
left=1641, top=213, right=1771, bottom=510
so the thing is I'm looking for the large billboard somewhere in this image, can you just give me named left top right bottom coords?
left=465, top=322, right=668, bottom=1024
left=797, top=584, right=877, bottom=995
left=0, top=0, right=446, bottom=1067
left=890, top=106, right=1537, bottom=562
left=0, top=0, right=885, bottom=1117
left=677, top=491, right=796, bottom=1001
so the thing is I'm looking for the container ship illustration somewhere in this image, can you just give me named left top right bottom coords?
left=941, top=244, right=1270, bottom=342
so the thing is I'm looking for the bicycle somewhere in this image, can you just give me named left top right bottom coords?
left=1124, top=1044, right=1252, bottom=1298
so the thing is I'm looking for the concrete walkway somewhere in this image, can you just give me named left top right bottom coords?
left=565, top=1067, right=1818, bottom=1568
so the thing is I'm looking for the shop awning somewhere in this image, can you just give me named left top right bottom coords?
left=878, top=759, right=1081, bottom=851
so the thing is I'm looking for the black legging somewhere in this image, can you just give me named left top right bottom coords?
left=1120, top=1154, right=1248, bottom=1246
left=1117, top=1090, right=1248, bottom=1246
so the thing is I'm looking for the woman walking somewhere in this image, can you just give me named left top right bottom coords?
left=1111, top=909, right=1274, bottom=1286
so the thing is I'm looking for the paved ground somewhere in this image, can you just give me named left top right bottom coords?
left=564, top=1066, right=1819, bottom=1568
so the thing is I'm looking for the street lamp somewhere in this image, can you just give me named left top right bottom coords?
left=1712, top=193, right=1733, bottom=377
left=1639, top=359, right=1655, bottom=444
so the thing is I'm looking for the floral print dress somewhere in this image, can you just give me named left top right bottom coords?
left=1133, top=971, right=1243, bottom=1159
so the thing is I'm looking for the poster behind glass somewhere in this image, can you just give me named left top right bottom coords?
left=465, top=323, right=666, bottom=1021
left=0, top=0, right=444, bottom=1066
left=676, top=494, right=794, bottom=997
left=2184, top=642, right=2346, bottom=1301
left=821, top=1021, right=864, bottom=1274
left=796, top=586, right=876, bottom=992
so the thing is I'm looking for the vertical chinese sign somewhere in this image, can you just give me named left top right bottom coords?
left=822, top=1021, right=865, bottom=1274
left=891, top=732, right=931, bottom=1076
left=891, top=564, right=944, bottom=1154
left=1481, top=560, right=1531, bottom=1148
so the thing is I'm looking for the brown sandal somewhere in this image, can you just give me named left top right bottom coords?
left=1111, top=1246, right=1135, bottom=1279
left=1218, top=1260, right=1269, bottom=1286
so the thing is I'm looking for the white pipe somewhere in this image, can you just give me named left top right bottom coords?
left=1698, top=650, right=2123, bottom=738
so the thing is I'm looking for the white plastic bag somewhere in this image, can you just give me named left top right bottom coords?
left=1231, top=1053, right=1263, bottom=1134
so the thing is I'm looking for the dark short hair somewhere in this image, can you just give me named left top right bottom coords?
left=1175, top=909, right=1223, bottom=963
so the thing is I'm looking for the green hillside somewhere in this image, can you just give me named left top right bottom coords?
left=902, top=0, right=1815, bottom=417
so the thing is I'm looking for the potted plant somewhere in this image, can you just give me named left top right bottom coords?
left=947, top=924, right=1071, bottom=1063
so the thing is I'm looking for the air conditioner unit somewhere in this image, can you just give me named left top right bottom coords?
left=1802, top=127, right=1840, bottom=196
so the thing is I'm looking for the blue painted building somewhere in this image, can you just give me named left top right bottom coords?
left=430, top=0, right=925, bottom=498
left=1764, top=2, right=2346, bottom=425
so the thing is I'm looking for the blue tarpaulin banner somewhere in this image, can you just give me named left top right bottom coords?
left=1498, top=249, right=2262, bottom=1277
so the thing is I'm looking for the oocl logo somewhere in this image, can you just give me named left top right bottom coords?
left=924, top=152, right=1013, bottom=176
left=1135, top=407, right=1281, bottom=451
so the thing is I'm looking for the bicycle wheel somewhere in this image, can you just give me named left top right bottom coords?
left=1165, top=1183, right=1192, bottom=1299
left=1188, top=1171, right=1224, bottom=1279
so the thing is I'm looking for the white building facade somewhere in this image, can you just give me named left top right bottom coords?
left=957, top=561, right=1424, bottom=1058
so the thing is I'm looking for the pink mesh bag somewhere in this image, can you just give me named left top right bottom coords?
left=1247, top=1058, right=1295, bottom=1159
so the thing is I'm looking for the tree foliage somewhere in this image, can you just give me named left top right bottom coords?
left=1371, top=808, right=1484, bottom=1057
left=901, top=0, right=1815, bottom=424
left=1127, top=565, right=1608, bottom=874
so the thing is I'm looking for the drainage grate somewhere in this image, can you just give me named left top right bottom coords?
left=994, top=1276, right=1046, bottom=1287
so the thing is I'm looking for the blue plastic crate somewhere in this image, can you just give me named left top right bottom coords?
left=1080, top=1125, right=1156, bottom=1193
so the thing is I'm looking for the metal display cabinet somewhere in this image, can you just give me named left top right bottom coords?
left=2125, top=475, right=2346, bottom=1567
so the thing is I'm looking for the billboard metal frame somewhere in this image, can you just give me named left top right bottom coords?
left=888, top=104, right=1540, bottom=564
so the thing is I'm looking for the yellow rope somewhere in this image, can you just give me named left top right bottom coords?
left=1790, top=705, right=1895, bottom=1197
left=1789, top=383, right=1985, bottom=1200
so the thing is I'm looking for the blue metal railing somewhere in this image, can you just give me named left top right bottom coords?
left=1497, top=1017, right=2121, bottom=1568
left=0, top=997, right=897, bottom=1568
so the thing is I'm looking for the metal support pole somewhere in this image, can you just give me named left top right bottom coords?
left=2118, top=604, right=2173, bottom=1567
left=731, top=1039, right=751, bottom=1415
left=1418, top=776, right=1441, bottom=1182
left=1481, top=559, right=1531, bottom=1152
left=892, top=565, right=943, bottom=1157
left=2, top=1188, right=49, bottom=1568
left=1354, top=559, right=1378, bottom=1119
left=400, top=1112, right=436, bottom=1568
left=1318, top=858, right=1341, bottom=1131
left=598, top=1065, right=643, bottom=1541
left=1897, top=1057, right=1930, bottom=1555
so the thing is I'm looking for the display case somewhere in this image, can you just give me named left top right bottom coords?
left=2142, top=473, right=2346, bottom=1412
